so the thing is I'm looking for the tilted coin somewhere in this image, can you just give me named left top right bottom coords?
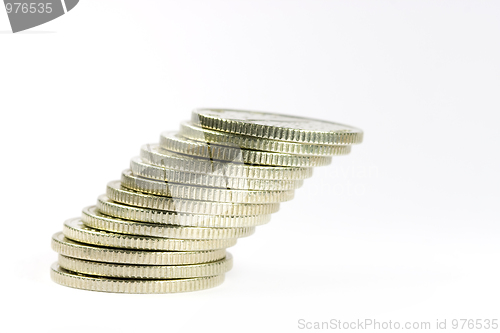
left=82, top=205, right=256, bottom=240
left=51, top=232, right=226, bottom=265
left=192, top=108, right=363, bottom=145
left=160, top=131, right=333, bottom=167
left=96, top=195, right=271, bottom=228
left=141, top=143, right=313, bottom=180
left=180, top=121, right=350, bottom=156
left=63, top=218, right=236, bottom=251
left=107, top=180, right=280, bottom=215
left=121, top=170, right=295, bottom=203
left=51, top=263, right=225, bottom=294
left=130, top=156, right=304, bottom=191
left=58, top=253, right=233, bottom=279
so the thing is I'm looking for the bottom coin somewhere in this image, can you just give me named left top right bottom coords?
left=50, top=263, right=225, bottom=293
left=57, top=253, right=233, bottom=279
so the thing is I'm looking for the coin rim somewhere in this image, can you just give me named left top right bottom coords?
left=106, top=180, right=280, bottom=216
left=51, top=232, right=227, bottom=265
left=120, top=170, right=296, bottom=203
left=57, top=253, right=233, bottom=279
left=192, top=108, right=364, bottom=145
left=180, top=121, right=350, bottom=156
left=160, top=131, right=334, bottom=167
left=51, top=262, right=225, bottom=293
left=82, top=203, right=256, bottom=240
left=63, top=217, right=237, bottom=251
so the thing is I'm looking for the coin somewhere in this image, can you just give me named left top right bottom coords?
left=106, top=180, right=280, bottom=215
left=82, top=205, right=256, bottom=239
left=180, top=121, right=350, bottom=156
left=131, top=156, right=304, bottom=191
left=63, top=218, right=237, bottom=251
left=51, top=232, right=226, bottom=265
left=160, top=131, right=334, bottom=167
left=121, top=170, right=295, bottom=203
left=192, top=108, right=364, bottom=145
left=51, top=263, right=225, bottom=293
left=57, top=253, right=233, bottom=279
left=50, top=108, right=363, bottom=294
left=96, top=195, right=272, bottom=228
left=141, top=143, right=313, bottom=180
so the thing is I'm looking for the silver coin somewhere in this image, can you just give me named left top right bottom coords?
left=192, top=108, right=363, bottom=145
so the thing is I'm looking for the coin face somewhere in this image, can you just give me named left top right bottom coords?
left=192, top=108, right=364, bottom=145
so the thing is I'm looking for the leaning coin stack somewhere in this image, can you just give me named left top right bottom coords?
left=51, top=108, right=363, bottom=293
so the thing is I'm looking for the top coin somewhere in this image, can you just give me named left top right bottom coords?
left=192, top=108, right=363, bottom=145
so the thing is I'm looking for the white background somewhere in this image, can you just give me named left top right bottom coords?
left=1, top=1, right=499, bottom=332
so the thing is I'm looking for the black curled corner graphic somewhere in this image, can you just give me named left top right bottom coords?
left=3, top=0, right=79, bottom=33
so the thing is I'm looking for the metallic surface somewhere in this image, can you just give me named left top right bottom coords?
left=82, top=205, right=256, bottom=240
left=63, top=218, right=237, bottom=251
left=141, top=143, right=314, bottom=179
left=130, top=156, right=304, bottom=191
left=106, top=180, right=280, bottom=215
left=180, top=121, right=349, bottom=156
left=160, top=131, right=333, bottom=167
left=51, top=263, right=225, bottom=294
left=50, top=108, right=363, bottom=293
left=51, top=232, right=226, bottom=265
left=58, top=253, right=233, bottom=279
left=192, top=108, right=364, bottom=145
left=96, top=195, right=272, bottom=228
left=121, top=170, right=295, bottom=203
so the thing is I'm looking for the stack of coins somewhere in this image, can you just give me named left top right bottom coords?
left=51, top=109, right=363, bottom=293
